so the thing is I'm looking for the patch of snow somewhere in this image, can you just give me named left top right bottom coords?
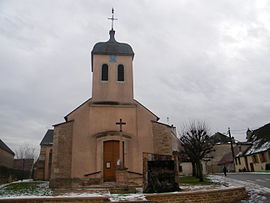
left=245, top=140, right=270, bottom=155
left=109, top=194, right=146, bottom=202
left=180, top=184, right=227, bottom=191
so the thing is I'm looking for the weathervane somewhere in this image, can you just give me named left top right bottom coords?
left=108, top=8, right=118, bottom=30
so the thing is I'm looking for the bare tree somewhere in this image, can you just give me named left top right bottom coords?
left=15, top=144, right=38, bottom=160
left=179, top=121, right=214, bottom=182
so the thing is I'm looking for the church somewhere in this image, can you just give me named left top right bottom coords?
left=35, top=15, right=180, bottom=188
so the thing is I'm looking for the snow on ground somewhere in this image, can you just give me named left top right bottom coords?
left=208, top=175, right=270, bottom=203
left=180, top=184, right=227, bottom=191
left=3, top=176, right=268, bottom=202
left=109, top=194, right=147, bottom=202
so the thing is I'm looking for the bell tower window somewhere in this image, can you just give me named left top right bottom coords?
left=101, top=64, right=108, bottom=81
left=117, top=64, right=124, bottom=81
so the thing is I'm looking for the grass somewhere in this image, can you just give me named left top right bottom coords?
left=179, top=176, right=216, bottom=185
left=0, top=181, right=52, bottom=197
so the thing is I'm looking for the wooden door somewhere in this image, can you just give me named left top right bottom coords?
left=103, top=140, right=119, bottom=181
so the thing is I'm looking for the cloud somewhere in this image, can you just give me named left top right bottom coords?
left=1, top=0, right=270, bottom=151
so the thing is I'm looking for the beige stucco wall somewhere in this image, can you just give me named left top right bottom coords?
left=65, top=99, right=157, bottom=180
left=0, top=149, right=14, bottom=168
left=235, top=156, right=247, bottom=172
left=92, top=55, right=133, bottom=103
left=179, top=162, right=207, bottom=176
left=50, top=38, right=180, bottom=187
left=248, top=151, right=269, bottom=171
left=235, top=150, right=270, bottom=172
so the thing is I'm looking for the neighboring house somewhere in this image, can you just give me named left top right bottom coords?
left=204, top=132, right=234, bottom=173
left=178, top=132, right=231, bottom=175
left=204, top=132, right=250, bottom=173
left=13, top=159, right=34, bottom=173
left=235, top=140, right=270, bottom=172
left=218, top=143, right=251, bottom=172
left=206, top=143, right=235, bottom=173
left=33, top=129, right=53, bottom=180
left=0, top=139, right=15, bottom=168
left=235, top=123, right=270, bottom=172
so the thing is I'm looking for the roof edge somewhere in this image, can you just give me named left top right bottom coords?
left=133, top=99, right=159, bottom=121
left=64, top=98, right=92, bottom=121
left=53, top=120, right=74, bottom=127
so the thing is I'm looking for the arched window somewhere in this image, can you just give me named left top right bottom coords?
left=101, top=64, right=108, bottom=81
left=117, top=64, right=124, bottom=81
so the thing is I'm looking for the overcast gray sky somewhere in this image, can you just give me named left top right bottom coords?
left=1, top=0, right=270, bottom=152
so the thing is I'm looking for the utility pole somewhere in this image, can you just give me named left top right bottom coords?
left=228, top=127, right=235, bottom=160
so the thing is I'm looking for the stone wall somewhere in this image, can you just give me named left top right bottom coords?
left=0, top=187, right=247, bottom=203
left=50, top=121, right=73, bottom=188
left=0, top=149, right=14, bottom=168
left=146, top=187, right=247, bottom=203
left=33, top=159, right=45, bottom=180
left=33, top=146, right=48, bottom=180
left=152, top=122, right=172, bottom=155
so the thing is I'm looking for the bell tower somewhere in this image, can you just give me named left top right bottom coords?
left=91, top=10, right=134, bottom=104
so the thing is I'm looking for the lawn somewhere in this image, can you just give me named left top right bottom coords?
left=0, top=181, right=52, bottom=197
left=179, top=176, right=216, bottom=185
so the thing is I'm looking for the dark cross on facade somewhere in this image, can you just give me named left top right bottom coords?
left=108, top=8, right=118, bottom=30
left=116, top=118, right=126, bottom=132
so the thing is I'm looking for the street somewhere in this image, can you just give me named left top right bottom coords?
left=226, top=173, right=270, bottom=189
left=216, top=173, right=270, bottom=203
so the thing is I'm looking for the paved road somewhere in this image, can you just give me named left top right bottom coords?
left=216, top=173, right=270, bottom=202
left=225, top=173, right=270, bottom=189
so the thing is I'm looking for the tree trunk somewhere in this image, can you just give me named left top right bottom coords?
left=192, top=162, right=196, bottom=177
left=196, top=161, right=203, bottom=182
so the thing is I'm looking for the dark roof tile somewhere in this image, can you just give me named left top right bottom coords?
left=92, top=30, right=134, bottom=57
left=40, top=130, right=54, bottom=146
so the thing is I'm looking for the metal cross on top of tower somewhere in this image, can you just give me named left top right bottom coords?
left=108, top=8, right=118, bottom=30
left=116, top=118, right=126, bottom=132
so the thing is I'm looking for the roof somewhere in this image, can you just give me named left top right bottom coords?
left=253, top=123, right=270, bottom=138
left=92, top=30, right=134, bottom=57
left=63, top=98, right=159, bottom=125
left=151, top=120, right=173, bottom=128
left=211, top=132, right=231, bottom=144
left=251, top=123, right=270, bottom=145
left=40, top=129, right=54, bottom=146
left=0, top=139, right=15, bottom=155
left=245, top=139, right=270, bottom=156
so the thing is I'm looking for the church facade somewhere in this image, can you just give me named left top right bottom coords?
left=49, top=28, right=180, bottom=188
